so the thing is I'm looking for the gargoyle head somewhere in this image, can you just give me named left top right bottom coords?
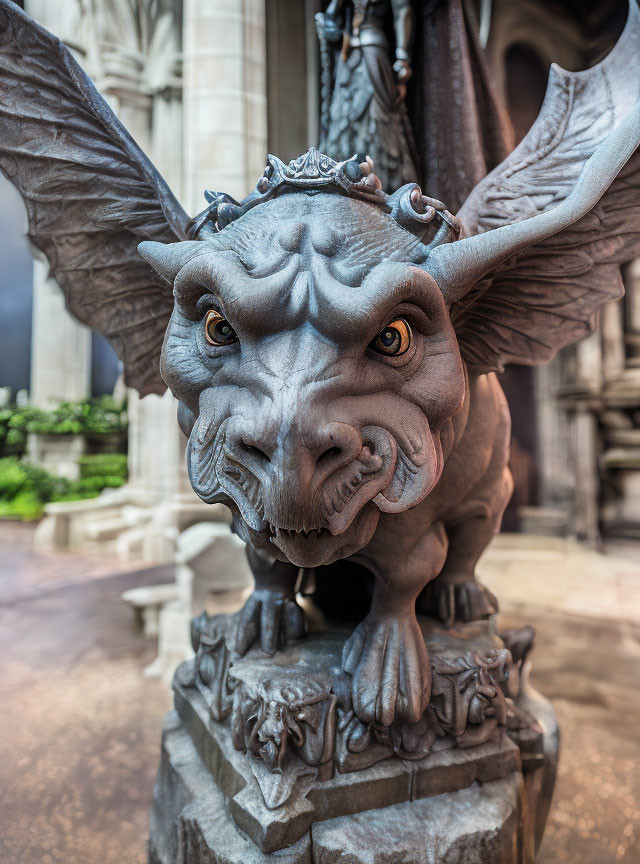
left=139, top=90, right=640, bottom=566
left=140, top=153, right=467, bottom=567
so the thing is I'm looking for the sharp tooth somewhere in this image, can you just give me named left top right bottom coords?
left=323, top=491, right=335, bottom=516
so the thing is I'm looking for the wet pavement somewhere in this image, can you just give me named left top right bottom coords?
left=0, top=523, right=639, bottom=863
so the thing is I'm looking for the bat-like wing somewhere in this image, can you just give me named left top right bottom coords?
left=0, top=0, right=189, bottom=395
left=429, top=0, right=640, bottom=374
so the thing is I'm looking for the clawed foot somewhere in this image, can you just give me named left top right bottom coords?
left=235, top=589, right=308, bottom=656
left=434, top=578, right=498, bottom=628
left=342, top=613, right=430, bottom=727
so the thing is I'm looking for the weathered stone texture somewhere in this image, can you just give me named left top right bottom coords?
left=149, top=711, right=312, bottom=864
left=149, top=710, right=530, bottom=864
left=310, top=777, right=521, bottom=864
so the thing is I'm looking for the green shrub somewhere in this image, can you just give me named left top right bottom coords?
left=0, top=456, right=117, bottom=520
left=0, top=401, right=129, bottom=518
left=0, top=489, right=44, bottom=520
left=21, top=461, right=70, bottom=501
left=51, top=490, right=100, bottom=503
left=0, top=397, right=128, bottom=459
left=78, top=453, right=128, bottom=479
left=75, top=475, right=125, bottom=493
left=0, top=458, right=28, bottom=499
left=5, top=428, right=27, bottom=449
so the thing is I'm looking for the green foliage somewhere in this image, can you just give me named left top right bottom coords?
left=23, top=396, right=128, bottom=436
left=78, top=453, right=128, bottom=480
left=0, top=458, right=28, bottom=499
left=74, top=474, right=126, bottom=493
left=0, top=451, right=128, bottom=521
left=0, top=396, right=128, bottom=458
left=21, top=461, right=69, bottom=501
left=0, top=489, right=44, bottom=521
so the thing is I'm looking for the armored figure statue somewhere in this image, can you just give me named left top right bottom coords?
left=317, top=0, right=513, bottom=211
left=317, top=0, right=418, bottom=190
left=2, top=0, right=640, bottom=857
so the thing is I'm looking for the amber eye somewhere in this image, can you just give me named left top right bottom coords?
left=370, top=318, right=412, bottom=357
left=204, top=310, right=238, bottom=346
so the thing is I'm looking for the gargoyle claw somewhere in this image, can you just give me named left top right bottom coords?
left=436, top=579, right=498, bottom=628
left=342, top=613, right=430, bottom=727
left=235, top=589, right=308, bottom=656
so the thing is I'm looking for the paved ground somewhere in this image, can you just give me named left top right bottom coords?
left=0, top=524, right=639, bottom=863
left=0, top=523, right=171, bottom=864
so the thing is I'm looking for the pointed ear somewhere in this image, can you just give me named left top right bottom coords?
left=138, top=240, right=205, bottom=284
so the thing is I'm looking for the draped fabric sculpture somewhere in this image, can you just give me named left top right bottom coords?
left=1, top=0, right=640, bottom=856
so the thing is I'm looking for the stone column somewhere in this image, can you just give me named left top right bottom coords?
left=27, top=261, right=91, bottom=480
left=571, top=403, right=600, bottom=546
left=575, top=329, right=602, bottom=393
left=29, top=261, right=91, bottom=408
left=115, top=16, right=193, bottom=563
left=121, top=0, right=270, bottom=565
left=529, top=358, right=574, bottom=534
left=135, top=0, right=270, bottom=677
left=183, top=0, right=268, bottom=210
left=624, top=259, right=640, bottom=369
left=601, top=299, right=626, bottom=384
left=25, top=1, right=92, bottom=414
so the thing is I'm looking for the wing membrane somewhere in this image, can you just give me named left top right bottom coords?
left=0, top=0, right=189, bottom=394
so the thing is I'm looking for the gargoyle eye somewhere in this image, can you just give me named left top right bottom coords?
left=204, top=310, right=238, bottom=346
left=370, top=318, right=412, bottom=357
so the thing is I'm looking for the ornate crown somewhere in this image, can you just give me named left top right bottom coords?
left=187, top=147, right=460, bottom=250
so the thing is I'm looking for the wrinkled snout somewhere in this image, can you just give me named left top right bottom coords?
left=220, top=414, right=397, bottom=537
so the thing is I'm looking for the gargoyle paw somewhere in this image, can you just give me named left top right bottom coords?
left=342, top=613, right=430, bottom=727
left=435, top=578, right=498, bottom=628
left=235, top=589, right=308, bottom=656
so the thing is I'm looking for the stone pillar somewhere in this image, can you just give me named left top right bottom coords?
left=528, top=358, right=574, bottom=534
left=624, top=259, right=640, bottom=369
left=575, top=329, right=602, bottom=393
left=114, top=11, right=192, bottom=562
left=29, top=260, right=91, bottom=408
left=25, top=1, right=92, bottom=414
left=27, top=258, right=91, bottom=480
left=571, top=403, right=600, bottom=546
left=601, top=299, right=626, bottom=384
left=183, top=0, right=268, bottom=210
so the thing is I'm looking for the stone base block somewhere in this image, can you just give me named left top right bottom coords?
left=149, top=709, right=549, bottom=864
left=149, top=615, right=558, bottom=862
left=172, top=679, right=522, bottom=854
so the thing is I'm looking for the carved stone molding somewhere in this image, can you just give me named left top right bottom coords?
left=171, top=611, right=543, bottom=850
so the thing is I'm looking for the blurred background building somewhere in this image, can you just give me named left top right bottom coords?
left=0, top=0, right=637, bottom=554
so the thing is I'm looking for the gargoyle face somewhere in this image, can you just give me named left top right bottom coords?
left=156, top=193, right=465, bottom=567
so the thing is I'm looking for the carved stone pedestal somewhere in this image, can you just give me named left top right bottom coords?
left=148, top=615, right=558, bottom=864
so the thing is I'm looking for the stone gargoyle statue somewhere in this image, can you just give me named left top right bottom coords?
left=1, top=0, right=640, bottom=732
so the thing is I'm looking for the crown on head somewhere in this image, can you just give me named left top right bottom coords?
left=187, top=147, right=460, bottom=250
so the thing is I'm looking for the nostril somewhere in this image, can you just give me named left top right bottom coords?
left=316, top=446, right=341, bottom=466
left=240, top=439, right=271, bottom=464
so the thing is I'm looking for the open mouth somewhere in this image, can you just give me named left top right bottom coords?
left=269, top=525, right=330, bottom=541
left=188, top=418, right=407, bottom=563
left=266, top=505, right=381, bottom=567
